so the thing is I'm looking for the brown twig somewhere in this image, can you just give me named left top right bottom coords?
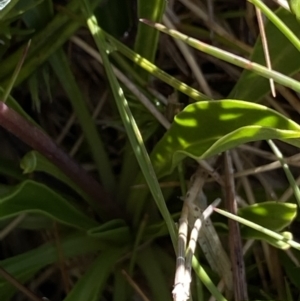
left=223, top=151, right=248, bottom=301
left=0, top=265, right=44, bottom=301
left=0, top=101, right=121, bottom=220
left=121, top=269, right=151, bottom=301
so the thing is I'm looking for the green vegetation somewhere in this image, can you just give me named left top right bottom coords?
left=0, top=1, right=300, bottom=300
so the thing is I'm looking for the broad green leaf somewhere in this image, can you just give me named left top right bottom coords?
left=151, top=99, right=300, bottom=178
left=63, top=248, right=126, bottom=301
left=0, top=180, right=98, bottom=230
left=20, top=151, right=90, bottom=201
left=239, top=202, right=297, bottom=249
left=137, top=247, right=172, bottom=301
left=239, top=202, right=297, bottom=230
left=0, top=156, right=25, bottom=181
left=87, top=219, right=131, bottom=245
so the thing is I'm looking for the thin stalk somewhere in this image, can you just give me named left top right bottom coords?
left=0, top=265, right=44, bottom=301
left=49, top=50, right=116, bottom=193
left=0, top=101, right=121, bottom=219
left=80, top=1, right=177, bottom=243
left=249, top=0, right=300, bottom=52
left=0, top=0, right=105, bottom=86
left=255, top=6, right=276, bottom=97
left=140, top=19, right=300, bottom=93
left=134, top=0, right=165, bottom=80
left=3, top=40, right=31, bottom=103
left=105, top=33, right=210, bottom=101
left=214, top=208, right=300, bottom=250
left=267, top=140, right=300, bottom=207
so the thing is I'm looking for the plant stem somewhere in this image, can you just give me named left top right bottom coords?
left=0, top=101, right=121, bottom=220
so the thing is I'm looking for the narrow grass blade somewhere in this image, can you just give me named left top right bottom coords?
left=134, top=0, right=165, bottom=80
left=49, top=49, right=116, bottom=193
left=81, top=1, right=177, bottom=244
left=214, top=208, right=300, bottom=250
left=250, top=0, right=300, bottom=52
left=105, top=32, right=210, bottom=101
left=140, top=19, right=300, bottom=93
left=63, top=248, right=126, bottom=301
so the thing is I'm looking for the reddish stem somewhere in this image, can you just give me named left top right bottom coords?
left=0, top=101, right=121, bottom=219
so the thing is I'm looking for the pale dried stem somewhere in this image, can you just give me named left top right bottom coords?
left=163, top=15, right=213, bottom=96
left=173, top=169, right=206, bottom=301
left=71, top=36, right=171, bottom=130
left=178, top=0, right=251, bottom=53
left=255, top=6, right=276, bottom=97
left=0, top=214, right=26, bottom=240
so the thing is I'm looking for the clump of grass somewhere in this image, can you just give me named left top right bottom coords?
left=0, top=1, right=300, bottom=301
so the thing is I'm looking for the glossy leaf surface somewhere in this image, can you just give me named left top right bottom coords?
left=239, top=202, right=297, bottom=249
left=151, top=99, right=300, bottom=178
left=0, top=180, right=98, bottom=230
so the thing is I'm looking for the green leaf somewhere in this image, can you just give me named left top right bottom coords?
left=134, top=0, right=165, bottom=80
left=289, top=0, right=300, bottom=20
left=215, top=207, right=300, bottom=250
left=151, top=99, right=300, bottom=178
left=239, top=202, right=297, bottom=231
left=137, top=247, right=172, bottom=301
left=49, top=49, right=116, bottom=194
left=230, top=8, right=300, bottom=101
left=87, top=219, right=131, bottom=245
left=0, top=233, right=109, bottom=300
left=0, top=180, right=98, bottom=230
left=280, top=251, right=300, bottom=290
left=0, top=0, right=18, bottom=20
left=81, top=2, right=177, bottom=242
left=239, top=202, right=297, bottom=249
left=63, top=248, right=125, bottom=301
left=20, top=151, right=90, bottom=201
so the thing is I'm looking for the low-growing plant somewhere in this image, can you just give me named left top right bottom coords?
left=0, top=1, right=300, bottom=301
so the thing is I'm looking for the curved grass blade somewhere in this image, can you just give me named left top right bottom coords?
left=0, top=180, right=98, bottom=230
left=21, top=151, right=90, bottom=201
left=81, top=0, right=177, bottom=242
left=105, top=32, right=210, bottom=101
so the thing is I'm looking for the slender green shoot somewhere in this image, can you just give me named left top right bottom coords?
left=81, top=0, right=177, bottom=245
left=140, top=19, right=300, bottom=93
left=267, top=140, right=300, bottom=207
left=214, top=208, right=300, bottom=250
